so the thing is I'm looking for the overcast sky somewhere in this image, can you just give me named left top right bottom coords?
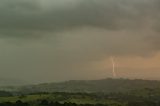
left=0, top=0, right=160, bottom=84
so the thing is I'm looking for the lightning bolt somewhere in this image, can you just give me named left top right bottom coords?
left=110, top=56, right=117, bottom=78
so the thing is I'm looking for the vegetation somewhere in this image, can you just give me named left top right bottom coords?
left=0, top=89, right=160, bottom=106
left=1, top=79, right=160, bottom=106
left=2, top=78, right=160, bottom=94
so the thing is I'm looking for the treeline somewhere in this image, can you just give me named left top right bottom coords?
left=0, top=100, right=109, bottom=106
left=1, top=99, right=160, bottom=106
left=0, top=91, right=12, bottom=97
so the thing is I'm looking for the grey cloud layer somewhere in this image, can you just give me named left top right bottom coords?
left=0, top=0, right=160, bottom=82
left=0, top=0, right=160, bottom=56
left=0, top=0, right=160, bottom=34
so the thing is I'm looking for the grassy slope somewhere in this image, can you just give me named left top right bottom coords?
left=0, top=94, right=122, bottom=105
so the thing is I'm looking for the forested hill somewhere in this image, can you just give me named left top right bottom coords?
left=17, top=78, right=160, bottom=93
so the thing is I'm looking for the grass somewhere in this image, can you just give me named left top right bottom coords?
left=0, top=94, right=49, bottom=103
left=0, top=93, right=124, bottom=105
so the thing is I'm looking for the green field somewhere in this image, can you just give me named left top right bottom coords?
left=0, top=93, right=125, bottom=106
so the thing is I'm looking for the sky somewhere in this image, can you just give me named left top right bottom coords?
left=0, top=0, right=160, bottom=84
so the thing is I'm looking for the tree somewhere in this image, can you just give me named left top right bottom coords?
left=39, top=99, right=49, bottom=106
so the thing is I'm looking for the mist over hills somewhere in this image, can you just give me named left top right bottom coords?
left=0, top=78, right=28, bottom=86
left=1, top=78, right=160, bottom=94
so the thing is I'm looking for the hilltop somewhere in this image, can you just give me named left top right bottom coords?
left=15, top=78, right=160, bottom=93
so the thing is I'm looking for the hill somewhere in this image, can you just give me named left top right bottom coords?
left=17, top=78, right=160, bottom=93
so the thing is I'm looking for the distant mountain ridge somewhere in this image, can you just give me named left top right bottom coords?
left=16, top=78, right=160, bottom=93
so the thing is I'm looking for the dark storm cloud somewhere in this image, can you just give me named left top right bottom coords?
left=0, top=0, right=159, bottom=36
left=0, top=0, right=160, bottom=57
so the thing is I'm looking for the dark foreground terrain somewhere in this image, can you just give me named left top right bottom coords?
left=0, top=89, right=160, bottom=106
left=1, top=79, right=160, bottom=106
